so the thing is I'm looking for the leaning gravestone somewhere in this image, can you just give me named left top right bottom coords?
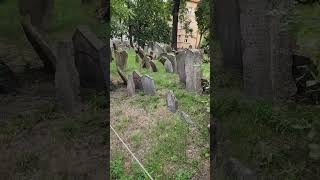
left=164, top=60, right=174, bottom=73
left=127, top=75, right=135, bottom=97
left=166, top=90, right=178, bottom=112
left=176, top=50, right=187, bottom=84
left=21, top=19, right=56, bottom=73
left=115, top=50, right=128, bottom=70
left=117, top=66, right=127, bottom=85
left=154, top=42, right=165, bottom=57
left=72, top=25, right=109, bottom=91
left=132, top=70, right=143, bottom=90
left=55, top=41, right=80, bottom=113
left=185, top=49, right=202, bottom=93
left=149, top=61, right=158, bottom=72
left=141, top=75, right=156, bottom=95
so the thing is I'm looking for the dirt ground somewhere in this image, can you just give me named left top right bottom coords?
left=0, top=42, right=108, bottom=179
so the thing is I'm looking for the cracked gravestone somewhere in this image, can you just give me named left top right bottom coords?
left=115, top=50, right=128, bottom=70
left=132, top=70, right=143, bottom=90
left=72, top=25, right=109, bottom=91
left=164, top=60, right=174, bottom=73
left=185, top=49, right=202, bottom=93
left=54, top=41, right=80, bottom=113
left=166, top=90, right=178, bottom=112
left=21, top=18, right=56, bottom=73
left=141, top=75, right=156, bottom=95
left=127, top=75, right=135, bottom=97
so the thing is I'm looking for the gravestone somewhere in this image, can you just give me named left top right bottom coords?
left=159, top=56, right=169, bottom=65
left=141, top=75, right=156, bottom=95
left=127, top=75, right=135, bottom=97
left=165, top=45, right=172, bottom=53
left=54, top=41, right=80, bottom=113
left=154, top=43, right=165, bottom=57
left=117, top=66, right=127, bottom=85
left=180, top=111, right=194, bottom=124
left=166, top=90, right=178, bottom=112
left=21, top=19, right=56, bottom=73
left=185, top=49, right=202, bottom=93
left=115, top=50, right=128, bottom=70
left=19, top=0, right=54, bottom=31
left=72, top=25, right=109, bottom=91
left=149, top=61, right=158, bottom=72
left=133, top=70, right=143, bottom=90
left=142, top=56, right=151, bottom=69
left=163, top=53, right=177, bottom=72
left=239, top=0, right=296, bottom=100
left=164, top=60, right=174, bottom=73
left=176, top=50, right=187, bottom=83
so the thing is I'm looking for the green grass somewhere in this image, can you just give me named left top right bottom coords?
left=111, top=48, right=210, bottom=179
left=214, top=89, right=320, bottom=179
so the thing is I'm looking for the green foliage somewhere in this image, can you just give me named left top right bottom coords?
left=195, top=0, right=209, bottom=35
left=285, top=3, right=320, bottom=76
left=130, top=0, right=171, bottom=45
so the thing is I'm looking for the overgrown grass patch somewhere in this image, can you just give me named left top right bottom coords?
left=214, top=90, right=320, bottom=179
left=111, top=48, right=210, bottom=179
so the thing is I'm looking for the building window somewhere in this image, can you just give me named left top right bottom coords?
left=185, top=35, right=188, bottom=38
left=178, top=35, right=181, bottom=39
left=185, top=39, right=188, bottom=42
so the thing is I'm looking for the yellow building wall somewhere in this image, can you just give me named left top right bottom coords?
left=177, top=0, right=201, bottom=49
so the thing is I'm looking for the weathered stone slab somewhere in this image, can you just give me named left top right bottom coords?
left=180, top=111, right=194, bottom=124
left=159, top=56, right=169, bottom=65
left=166, top=90, right=178, bottom=112
left=176, top=50, right=187, bottom=83
left=166, top=53, right=177, bottom=72
left=132, top=70, right=143, bottom=90
left=164, top=60, right=173, bottom=73
left=154, top=42, right=165, bottom=57
left=117, top=66, right=127, bottom=85
left=149, top=61, right=158, bottom=72
left=21, top=19, right=56, bottom=73
left=142, top=56, right=151, bottom=69
left=127, top=75, right=135, bottom=97
left=115, top=50, right=128, bottom=70
left=185, top=49, right=202, bottom=93
left=72, top=25, right=108, bottom=91
left=239, top=0, right=296, bottom=100
left=141, top=75, right=156, bottom=95
left=54, top=41, right=80, bottom=113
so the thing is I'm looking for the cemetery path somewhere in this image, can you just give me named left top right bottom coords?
left=110, top=73, right=210, bottom=179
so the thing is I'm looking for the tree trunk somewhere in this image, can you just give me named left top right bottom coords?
left=171, top=0, right=180, bottom=50
left=100, top=0, right=109, bottom=22
left=198, top=33, right=203, bottom=49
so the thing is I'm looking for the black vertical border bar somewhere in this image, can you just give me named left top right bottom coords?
left=209, top=0, right=217, bottom=179
left=103, top=0, right=111, bottom=178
